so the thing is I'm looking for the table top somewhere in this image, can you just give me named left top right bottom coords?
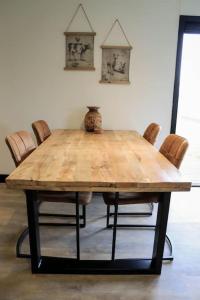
left=6, top=130, right=191, bottom=192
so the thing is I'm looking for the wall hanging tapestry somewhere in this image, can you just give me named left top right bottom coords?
left=64, top=3, right=96, bottom=71
left=100, top=19, right=132, bottom=84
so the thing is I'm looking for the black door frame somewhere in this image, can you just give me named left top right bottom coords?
left=171, top=15, right=200, bottom=133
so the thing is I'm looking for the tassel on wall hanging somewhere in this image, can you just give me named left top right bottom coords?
left=100, top=19, right=132, bottom=84
left=64, top=3, right=96, bottom=71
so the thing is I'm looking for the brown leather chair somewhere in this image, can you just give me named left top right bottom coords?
left=5, top=131, right=36, bottom=167
left=32, top=120, right=51, bottom=145
left=159, top=134, right=188, bottom=169
left=6, top=130, right=92, bottom=258
left=103, top=134, right=189, bottom=260
left=143, top=123, right=161, bottom=145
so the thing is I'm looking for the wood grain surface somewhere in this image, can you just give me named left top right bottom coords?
left=6, top=130, right=191, bottom=192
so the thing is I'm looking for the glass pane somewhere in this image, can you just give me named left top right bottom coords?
left=176, top=34, right=200, bottom=184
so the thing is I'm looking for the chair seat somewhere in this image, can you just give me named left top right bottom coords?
left=103, top=192, right=160, bottom=205
left=38, top=191, right=92, bottom=205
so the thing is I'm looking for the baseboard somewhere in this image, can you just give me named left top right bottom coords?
left=0, top=174, right=9, bottom=183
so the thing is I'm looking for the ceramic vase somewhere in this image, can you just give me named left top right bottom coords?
left=84, top=106, right=102, bottom=132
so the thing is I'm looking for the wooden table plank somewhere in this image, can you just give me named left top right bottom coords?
left=6, top=130, right=191, bottom=192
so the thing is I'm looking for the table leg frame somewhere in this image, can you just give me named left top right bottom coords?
left=25, top=190, right=171, bottom=275
left=26, top=191, right=41, bottom=273
left=151, top=192, right=171, bottom=273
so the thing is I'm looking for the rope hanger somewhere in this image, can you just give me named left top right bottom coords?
left=65, top=3, right=95, bottom=33
left=101, top=19, right=132, bottom=48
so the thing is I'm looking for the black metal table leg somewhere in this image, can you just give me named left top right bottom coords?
left=151, top=192, right=171, bottom=274
left=26, top=190, right=41, bottom=273
left=75, top=192, right=80, bottom=260
left=111, top=192, right=119, bottom=261
left=24, top=190, right=171, bottom=275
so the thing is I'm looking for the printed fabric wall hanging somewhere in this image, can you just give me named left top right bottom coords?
left=100, top=19, right=132, bottom=84
left=64, top=3, right=96, bottom=71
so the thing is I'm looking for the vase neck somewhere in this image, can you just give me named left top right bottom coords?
left=87, top=106, right=99, bottom=112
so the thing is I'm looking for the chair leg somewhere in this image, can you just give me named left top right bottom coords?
left=111, top=193, right=119, bottom=261
left=163, top=234, right=173, bottom=261
left=17, top=193, right=39, bottom=259
left=16, top=227, right=31, bottom=258
left=109, top=203, right=153, bottom=218
left=38, top=201, right=85, bottom=227
left=106, top=205, right=110, bottom=228
left=106, top=200, right=172, bottom=261
left=17, top=199, right=84, bottom=259
left=149, top=202, right=154, bottom=213
left=75, top=192, right=80, bottom=261
left=108, top=220, right=173, bottom=261
left=82, top=205, right=86, bottom=228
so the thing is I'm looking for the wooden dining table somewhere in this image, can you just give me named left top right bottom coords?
left=6, top=129, right=191, bottom=274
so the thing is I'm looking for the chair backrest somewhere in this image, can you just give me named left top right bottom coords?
left=143, top=123, right=161, bottom=145
left=32, top=120, right=51, bottom=145
left=159, top=134, right=189, bottom=169
left=5, top=131, right=36, bottom=167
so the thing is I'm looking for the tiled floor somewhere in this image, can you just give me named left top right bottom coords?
left=0, top=184, right=200, bottom=300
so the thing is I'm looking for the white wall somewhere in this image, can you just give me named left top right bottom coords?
left=181, top=0, right=200, bottom=15
left=0, top=0, right=183, bottom=173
